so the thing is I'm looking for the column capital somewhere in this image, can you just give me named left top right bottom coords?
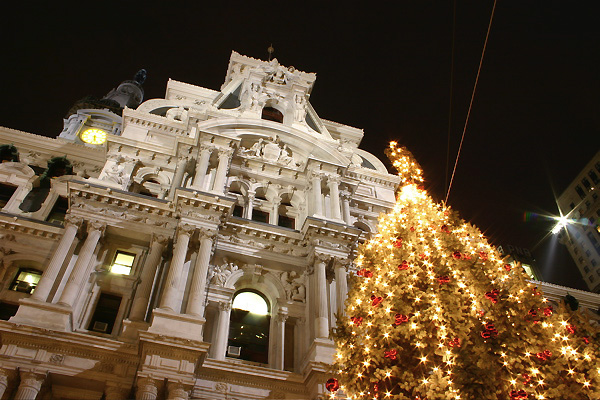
left=177, top=224, right=196, bottom=237
left=326, top=174, right=342, bottom=185
left=151, top=234, right=169, bottom=247
left=63, top=214, right=83, bottom=228
left=314, top=252, right=331, bottom=264
left=217, top=147, right=235, bottom=158
left=218, top=301, right=231, bottom=312
left=136, top=377, right=158, bottom=398
left=18, top=371, right=45, bottom=391
left=167, top=382, right=190, bottom=400
left=87, top=220, right=107, bottom=234
left=334, top=257, right=353, bottom=270
left=197, top=228, right=217, bottom=241
left=275, top=313, right=288, bottom=323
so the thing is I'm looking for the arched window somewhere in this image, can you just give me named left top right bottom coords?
left=228, top=290, right=270, bottom=364
left=261, top=107, right=283, bottom=123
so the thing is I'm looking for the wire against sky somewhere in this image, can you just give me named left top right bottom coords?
left=445, top=0, right=497, bottom=205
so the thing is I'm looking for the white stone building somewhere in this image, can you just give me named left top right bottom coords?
left=0, top=51, right=598, bottom=400
left=556, top=151, right=600, bottom=292
left=0, top=52, right=401, bottom=399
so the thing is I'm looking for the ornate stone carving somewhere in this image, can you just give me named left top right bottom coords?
left=279, top=271, right=306, bottom=302
left=49, top=353, right=64, bottom=365
left=238, top=136, right=301, bottom=167
left=218, top=302, right=231, bottom=312
left=214, top=382, right=228, bottom=393
left=209, top=258, right=238, bottom=286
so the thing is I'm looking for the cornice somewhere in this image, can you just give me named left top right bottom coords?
left=122, top=108, right=189, bottom=137
left=0, top=213, right=63, bottom=240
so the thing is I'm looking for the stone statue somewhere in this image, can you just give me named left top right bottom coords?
left=280, top=271, right=306, bottom=302
left=134, top=69, right=147, bottom=85
left=209, top=258, right=238, bottom=286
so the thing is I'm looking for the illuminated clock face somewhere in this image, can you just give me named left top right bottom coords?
left=80, top=128, right=107, bottom=145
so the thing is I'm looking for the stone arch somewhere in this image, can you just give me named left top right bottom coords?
left=225, top=267, right=287, bottom=307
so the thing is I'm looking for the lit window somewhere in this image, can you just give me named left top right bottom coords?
left=110, top=251, right=135, bottom=275
left=232, top=291, right=269, bottom=315
left=228, top=291, right=270, bottom=364
left=10, top=268, right=42, bottom=294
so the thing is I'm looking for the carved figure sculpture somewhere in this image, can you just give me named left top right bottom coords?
left=209, top=258, right=238, bottom=286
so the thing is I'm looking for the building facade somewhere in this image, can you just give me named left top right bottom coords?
left=556, top=151, right=600, bottom=292
left=0, top=52, right=401, bottom=399
left=0, top=52, right=598, bottom=400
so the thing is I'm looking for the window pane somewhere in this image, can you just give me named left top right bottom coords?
left=114, top=252, right=135, bottom=267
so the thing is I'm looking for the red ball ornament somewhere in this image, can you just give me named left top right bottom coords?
left=441, top=225, right=450, bottom=234
left=326, top=378, right=340, bottom=392
left=410, top=227, right=415, bottom=232
left=351, top=316, right=363, bottom=326
left=398, top=260, right=410, bottom=270
left=357, top=268, right=373, bottom=278
left=522, top=374, right=531, bottom=384
left=535, top=350, right=552, bottom=361
left=478, top=251, right=488, bottom=261
left=543, top=306, right=553, bottom=316
left=384, top=349, right=397, bottom=360
left=504, top=264, right=512, bottom=272
left=419, top=253, right=428, bottom=260
left=371, top=295, right=383, bottom=307
left=394, top=314, right=409, bottom=325
left=485, top=289, right=500, bottom=304
left=528, top=308, right=537, bottom=317
left=583, top=336, right=590, bottom=344
left=394, top=238, right=403, bottom=248
left=509, top=389, right=528, bottom=400
left=448, top=337, right=461, bottom=348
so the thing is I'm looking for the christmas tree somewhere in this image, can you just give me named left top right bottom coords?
left=330, top=142, right=600, bottom=400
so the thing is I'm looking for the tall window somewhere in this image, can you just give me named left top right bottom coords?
left=228, top=291, right=270, bottom=364
left=46, top=196, right=69, bottom=224
left=10, top=268, right=42, bottom=294
left=0, top=183, right=17, bottom=208
left=88, top=293, right=122, bottom=334
left=110, top=251, right=136, bottom=275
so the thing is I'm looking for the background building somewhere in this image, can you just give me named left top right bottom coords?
left=556, top=151, right=600, bottom=292
left=0, top=52, right=598, bottom=400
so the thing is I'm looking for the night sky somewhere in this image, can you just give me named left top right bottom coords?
left=1, top=2, right=598, bottom=290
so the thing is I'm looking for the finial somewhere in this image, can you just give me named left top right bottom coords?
left=134, top=69, right=147, bottom=85
left=267, top=44, right=274, bottom=61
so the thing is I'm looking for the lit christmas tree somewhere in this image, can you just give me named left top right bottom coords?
left=330, top=142, right=600, bottom=400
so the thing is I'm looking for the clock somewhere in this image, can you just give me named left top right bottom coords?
left=80, top=128, right=107, bottom=145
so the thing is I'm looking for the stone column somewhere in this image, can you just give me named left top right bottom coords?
left=160, top=225, right=194, bottom=312
left=136, top=378, right=158, bottom=400
left=192, top=145, right=213, bottom=190
left=310, top=172, right=323, bottom=216
left=340, top=190, right=352, bottom=224
left=105, top=382, right=130, bottom=400
left=167, top=383, right=189, bottom=400
left=32, top=215, right=82, bottom=302
left=58, top=221, right=105, bottom=307
left=0, top=369, right=8, bottom=399
left=245, top=191, right=255, bottom=220
left=270, top=199, right=281, bottom=225
left=213, top=301, right=232, bottom=360
left=314, top=254, right=330, bottom=338
left=212, top=148, right=233, bottom=193
left=14, top=371, right=45, bottom=400
left=335, top=259, right=349, bottom=317
left=129, top=235, right=168, bottom=321
left=275, top=313, right=288, bottom=370
left=186, top=229, right=215, bottom=317
left=327, top=175, right=342, bottom=220
left=171, top=156, right=190, bottom=194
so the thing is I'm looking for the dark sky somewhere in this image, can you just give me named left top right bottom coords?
left=1, top=2, right=598, bottom=290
